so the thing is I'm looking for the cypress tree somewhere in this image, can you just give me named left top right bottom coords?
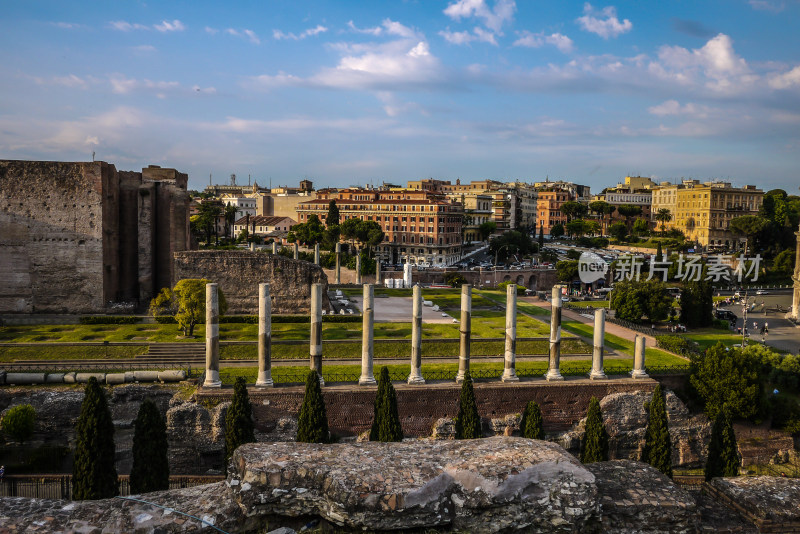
left=369, top=367, right=403, bottom=442
left=130, top=398, right=169, bottom=494
left=73, top=377, right=118, bottom=500
left=225, top=377, right=255, bottom=461
left=454, top=372, right=481, bottom=439
left=580, top=397, right=609, bottom=463
left=704, top=409, right=739, bottom=481
left=655, top=242, right=663, bottom=263
left=519, top=400, right=545, bottom=440
left=296, top=370, right=329, bottom=443
left=538, top=223, right=545, bottom=249
left=642, top=384, right=673, bottom=477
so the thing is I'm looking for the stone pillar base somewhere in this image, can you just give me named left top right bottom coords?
left=589, top=370, right=608, bottom=380
left=501, top=371, right=519, bottom=382
left=203, top=370, right=221, bottom=388
left=407, top=375, right=426, bottom=385
left=630, top=369, right=650, bottom=379
left=255, top=372, right=274, bottom=387
left=455, top=371, right=466, bottom=384
left=544, top=370, right=564, bottom=381
left=358, top=376, right=377, bottom=385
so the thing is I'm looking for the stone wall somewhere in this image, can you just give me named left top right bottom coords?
left=0, top=160, right=190, bottom=314
left=172, top=251, right=330, bottom=314
left=380, top=267, right=559, bottom=290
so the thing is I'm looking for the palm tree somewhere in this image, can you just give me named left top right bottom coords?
left=224, top=204, right=238, bottom=239
left=655, top=208, right=672, bottom=236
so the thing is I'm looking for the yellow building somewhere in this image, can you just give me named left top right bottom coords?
left=650, top=180, right=763, bottom=248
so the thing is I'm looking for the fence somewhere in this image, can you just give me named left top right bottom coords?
left=0, top=474, right=224, bottom=500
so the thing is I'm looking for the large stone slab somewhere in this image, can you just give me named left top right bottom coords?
left=228, top=437, right=600, bottom=533
left=707, top=476, right=800, bottom=532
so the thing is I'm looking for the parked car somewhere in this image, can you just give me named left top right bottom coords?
left=756, top=289, right=769, bottom=295
left=714, top=309, right=737, bottom=322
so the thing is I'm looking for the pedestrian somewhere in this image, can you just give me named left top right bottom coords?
left=0, top=465, right=4, bottom=483
left=765, top=322, right=769, bottom=333
left=753, top=321, right=757, bottom=330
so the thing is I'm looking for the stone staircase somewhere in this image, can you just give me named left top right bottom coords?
left=138, top=343, right=205, bottom=365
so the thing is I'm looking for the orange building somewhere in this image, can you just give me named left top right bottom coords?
left=536, top=189, right=575, bottom=235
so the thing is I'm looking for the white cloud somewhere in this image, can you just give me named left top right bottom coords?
left=273, top=25, right=329, bottom=41
left=768, top=65, right=800, bottom=89
left=109, top=20, right=149, bottom=31
left=154, top=20, right=185, bottom=32
left=109, top=75, right=180, bottom=95
left=53, top=22, right=81, bottom=29
left=192, top=85, right=217, bottom=94
left=440, top=26, right=497, bottom=45
left=576, top=3, right=632, bottom=39
left=647, top=100, right=711, bottom=118
left=347, top=20, right=383, bottom=36
left=443, top=0, right=516, bottom=33
left=346, top=19, right=419, bottom=39
left=513, top=31, right=574, bottom=53
left=205, top=26, right=219, bottom=35
left=51, top=74, right=89, bottom=89
left=748, top=0, right=785, bottom=12
left=132, top=45, right=157, bottom=54
left=226, top=28, right=261, bottom=44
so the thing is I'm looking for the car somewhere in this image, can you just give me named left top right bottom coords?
left=756, top=289, right=769, bottom=295
left=715, top=309, right=737, bottom=321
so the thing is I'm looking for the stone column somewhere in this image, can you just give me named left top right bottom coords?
left=255, top=283, right=273, bottom=387
left=314, top=243, right=320, bottom=265
left=590, top=308, right=608, bottom=380
left=272, top=241, right=277, bottom=255
left=359, top=284, right=376, bottom=385
left=375, top=261, right=382, bottom=286
left=631, top=335, right=649, bottom=379
left=408, top=284, right=425, bottom=384
left=293, top=242, right=299, bottom=260
left=355, top=249, right=362, bottom=285
left=249, top=242, right=255, bottom=251
left=545, top=285, right=564, bottom=381
left=502, top=284, right=519, bottom=382
left=203, top=283, right=221, bottom=388
left=310, top=283, right=324, bottom=385
left=456, top=284, right=472, bottom=383
left=335, top=243, right=341, bottom=284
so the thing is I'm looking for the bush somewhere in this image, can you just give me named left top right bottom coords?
left=690, top=343, right=761, bottom=421
left=497, top=281, right=526, bottom=296
left=130, top=398, right=169, bottom=494
left=1, top=404, right=36, bottom=444
left=296, top=371, right=329, bottom=443
left=455, top=373, right=481, bottom=439
left=220, top=315, right=258, bottom=324
left=369, top=367, right=403, bottom=442
left=577, top=236, right=609, bottom=248
left=225, top=377, right=255, bottom=462
left=519, top=400, right=544, bottom=440
left=681, top=278, right=713, bottom=328
left=73, top=377, right=118, bottom=500
left=445, top=273, right=468, bottom=287
left=610, top=280, right=672, bottom=323
left=154, top=316, right=178, bottom=324
left=712, top=318, right=732, bottom=330
left=769, top=396, right=800, bottom=434
left=704, top=410, right=739, bottom=481
left=580, top=397, right=609, bottom=463
left=655, top=335, right=702, bottom=358
left=642, top=384, right=672, bottom=477
left=79, top=316, right=140, bottom=325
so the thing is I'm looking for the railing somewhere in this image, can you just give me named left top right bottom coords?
left=0, top=474, right=224, bottom=499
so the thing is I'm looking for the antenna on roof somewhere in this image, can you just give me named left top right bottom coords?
left=92, top=151, right=95, bottom=162
left=209, top=173, right=212, bottom=186
left=248, top=174, right=251, bottom=186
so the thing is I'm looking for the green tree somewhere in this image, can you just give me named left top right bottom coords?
left=538, top=223, right=544, bottom=248
left=680, top=277, right=713, bottom=328
left=130, top=398, right=169, bottom=494
left=655, top=242, right=663, bottom=263
left=608, top=221, right=628, bottom=241
left=704, top=409, right=739, bottom=481
left=773, top=248, right=795, bottom=276
left=556, top=259, right=579, bottom=282
left=729, top=215, right=767, bottom=252
left=326, top=200, right=340, bottom=228
left=519, top=400, right=545, bottom=440
left=489, top=230, right=536, bottom=262
left=445, top=272, right=468, bottom=286
left=655, top=208, right=672, bottom=236
left=195, top=201, right=223, bottom=244
left=225, top=377, right=255, bottom=462
left=566, top=219, right=590, bottom=238
left=642, top=384, right=672, bottom=477
left=479, top=221, right=498, bottom=242
left=296, top=371, right=329, bottom=443
left=580, top=397, right=609, bottom=463
left=561, top=201, right=588, bottom=222
left=290, top=214, right=326, bottom=246
left=617, top=205, right=643, bottom=234
left=73, top=377, right=118, bottom=500
left=149, top=279, right=228, bottom=337
left=369, top=367, right=403, bottom=442
left=455, top=372, right=481, bottom=439
left=223, top=204, right=238, bottom=239
left=1, top=404, right=36, bottom=444
left=690, top=342, right=761, bottom=421
left=610, top=280, right=672, bottom=323
left=550, top=223, right=565, bottom=239
left=632, top=218, right=649, bottom=236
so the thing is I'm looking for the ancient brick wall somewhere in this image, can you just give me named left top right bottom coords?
left=381, top=267, right=558, bottom=290
left=172, top=251, right=330, bottom=314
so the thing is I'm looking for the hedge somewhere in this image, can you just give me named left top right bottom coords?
left=655, top=334, right=702, bottom=358
left=155, top=314, right=362, bottom=324
left=79, top=316, right=141, bottom=325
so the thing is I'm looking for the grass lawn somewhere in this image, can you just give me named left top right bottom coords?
left=0, top=345, right=148, bottom=362
left=565, top=301, right=610, bottom=309
left=682, top=329, right=744, bottom=351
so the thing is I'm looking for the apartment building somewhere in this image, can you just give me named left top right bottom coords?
left=232, top=215, right=296, bottom=237
left=651, top=180, right=764, bottom=247
left=296, top=187, right=464, bottom=266
left=593, top=176, right=656, bottom=228
left=535, top=188, right=575, bottom=235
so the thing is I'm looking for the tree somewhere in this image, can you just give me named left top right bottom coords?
left=655, top=208, right=672, bottom=236
left=538, top=223, right=544, bottom=248
left=608, top=221, right=628, bottom=241
left=655, top=242, right=663, bottom=263
left=290, top=214, right=325, bottom=246
left=556, top=259, right=579, bottom=282
left=561, top=201, right=588, bottom=222
left=550, top=223, right=565, bottom=239
left=73, top=377, right=118, bottom=500
left=369, top=367, right=403, bottom=442
left=326, top=200, right=340, bottom=228
left=704, top=409, right=739, bottom=481
left=1, top=404, right=36, bottom=444
left=680, top=277, right=713, bottom=328
left=223, top=204, right=238, bottom=239
left=150, top=279, right=228, bottom=337
left=566, top=219, right=590, bottom=238
left=445, top=272, right=468, bottom=286
left=617, top=205, right=643, bottom=234
left=773, top=248, right=795, bottom=276
left=454, top=372, right=481, bottom=439
left=519, top=400, right=545, bottom=440
left=478, top=221, right=497, bottom=242
left=195, top=201, right=223, bottom=244
left=489, top=230, right=536, bottom=262
left=296, top=370, right=329, bottom=443
left=690, top=342, right=761, bottom=421
left=609, top=280, right=672, bottom=323
left=588, top=200, right=610, bottom=221
left=632, top=218, right=649, bottom=236
left=130, top=398, right=169, bottom=494
left=642, top=384, right=672, bottom=478
left=729, top=215, right=767, bottom=252
left=225, top=377, right=255, bottom=462
left=580, top=397, right=609, bottom=463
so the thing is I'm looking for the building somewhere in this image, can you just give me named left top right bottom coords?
left=535, top=187, right=575, bottom=235
left=252, top=180, right=316, bottom=219
left=233, top=215, right=296, bottom=237
left=297, top=186, right=463, bottom=266
left=592, top=176, right=656, bottom=230
left=0, top=160, right=190, bottom=313
left=222, top=195, right=257, bottom=220
left=650, top=180, right=764, bottom=248
left=792, top=223, right=800, bottom=322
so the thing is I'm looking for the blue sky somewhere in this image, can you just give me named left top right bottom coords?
left=1, top=0, right=799, bottom=192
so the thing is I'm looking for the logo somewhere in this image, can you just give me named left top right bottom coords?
left=578, top=252, right=608, bottom=283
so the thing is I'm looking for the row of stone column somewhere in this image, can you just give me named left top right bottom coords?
left=202, top=283, right=649, bottom=387
left=269, top=241, right=370, bottom=286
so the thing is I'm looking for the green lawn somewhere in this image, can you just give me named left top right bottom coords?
left=0, top=345, right=148, bottom=362
left=682, top=329, right=745, bottom=351
left=565, top=301, right=610, bottom=309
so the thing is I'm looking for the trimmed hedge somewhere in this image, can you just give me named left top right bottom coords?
left=79, top=316, right=141, bottom=325
left=154, top=314, right=363, bottom=324
left=655, top=334, right=702, bottom=358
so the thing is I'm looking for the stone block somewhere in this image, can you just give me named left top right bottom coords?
left=106, top=373, right=127, bottom=385
left=45, top=373, right=65, bottom=384
left=0, top=370, right=5, bottom=385
left=158, top=370, right=187, bottom=382
left=133, top=371, right=160, bottom=382
left=124, top=371, right=136, bottom=383
left=5, top=373, right=46, bottom=385
left=76, top=372, right=106, bottom=383
left=62, top=372, right=77, bottom=383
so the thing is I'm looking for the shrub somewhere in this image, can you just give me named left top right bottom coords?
left=497, top=281, right=526, bottom=295
left=680, top=278, right=713, bottom=328
left=369, top=367, right=403, bottom=442
left=610, top=280, right=672, bottom=323
left=296, top=371, right=329, bottom=443
left=225, top=377, right=255, bottom=462
left=642, top=384, right=672, bottom=477
left=1, top=404, right=36, bottom=444
left=445, top=273, right=468, bottom=287
left=580, top=397, right=609, bottom=463
left=130, top=398, right=169, bottom=494
left=73, top=377, right=118, bottom=500
left=655, top=335, right=702, bottom=358
left=519, top=400, right=544, bottom=440
left=79, top=316, right=140, bottom=325
left=704, top=409, right=739, bottom=481
left=455, top=372, right=481, bottom=439
left=690, top=342, right=761, bottom=421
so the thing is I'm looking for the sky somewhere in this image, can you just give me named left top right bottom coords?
left=1, top=1, right=800, bottom=192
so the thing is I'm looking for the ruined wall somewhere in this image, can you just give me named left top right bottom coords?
left=172, top=251, right=330, bottom=314
left=380, top=267, right=558, bottom=290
